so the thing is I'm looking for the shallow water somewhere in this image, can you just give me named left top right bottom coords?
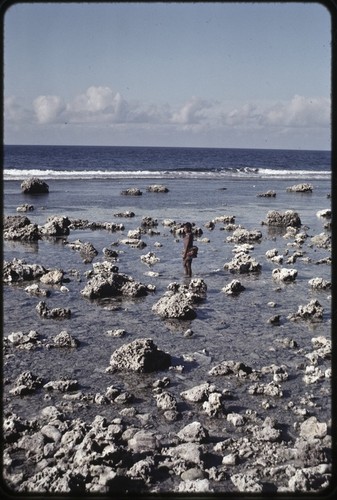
left=3, top=176, right=331, bottom=435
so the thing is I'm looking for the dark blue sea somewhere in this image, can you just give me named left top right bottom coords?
left=3, top=144, right=331, bottom=180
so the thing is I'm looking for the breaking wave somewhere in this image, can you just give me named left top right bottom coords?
left=3, top=167, right=331, bottom=181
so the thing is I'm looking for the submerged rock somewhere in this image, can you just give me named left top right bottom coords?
left=65, top=239, right=99, bottom=263
left=36, top=301, right=71, bottom=319
left=114, top=210, right=135, bottom=217
left=257, top=190, right=276, bottom=198
left=24, top=283, right=50, bottom=297
left=69, top=218, right=125, bottom=231
left=121, top=187, right=142, bottom=196
left=16, top=203, right=34, bottom=212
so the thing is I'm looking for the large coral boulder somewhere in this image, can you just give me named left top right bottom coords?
left=224, top=252, right=261, bottom=274
left=226, top=228, right=262, bottom=243
left=272, top=268, right=298, bottom=282
left=152, top=279, right=207, bottom=320
left=152, top=292, right=197, bottom=320
left=40, top=216, right=71, bottom=237
left=3, top=215, right=40, bottom=241
left=81, top=271, right=149, bottom=299
left=109, top=338, right=171, bottom=373
left=263, top=210, right=301, bottom=227
left=21, top=177, right=49, bottom=194
left=3, top=258, right=47, bottom=283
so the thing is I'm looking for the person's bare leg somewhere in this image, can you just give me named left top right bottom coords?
left=186, top=260, right=192, bottom=277
left=183, top=259, right=191, bottom=276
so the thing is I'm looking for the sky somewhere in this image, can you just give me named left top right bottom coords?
left=3, top=1, right=332, bottom=150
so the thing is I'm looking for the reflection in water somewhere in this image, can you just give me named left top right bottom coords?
left=4, top=240, right=39, bottom=254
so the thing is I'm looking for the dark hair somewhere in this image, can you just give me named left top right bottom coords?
left=184, top=222, right=192, bottom=230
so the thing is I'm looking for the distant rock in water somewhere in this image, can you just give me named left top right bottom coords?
left=21, top=177, right=49, bottom=194
left=146, top=184, right=169, bottom=193
left=257, top=190, right=276, bottom=198
left=16, top=203, right=34, bottom=212
left=286, top=183, right=313, bottom=193
left=121, top=187, right=142, bottom=196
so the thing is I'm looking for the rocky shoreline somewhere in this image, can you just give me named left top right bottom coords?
left=2, top=179, right=333, bottom=496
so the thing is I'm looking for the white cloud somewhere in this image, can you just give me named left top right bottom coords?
left=33, top=95, right=66, bottom=124
left=4, top=87, right=331, bottom=149
left=67, top=86, right=130, bottom=123
left=5, top=96, right=31, bottom=123
left=265, top=95, right=330, bottom=127
left=224, top=95, right=330, bottom=130
left=225, top=103, right=263, bottom=128
left=71, top=86, right=114, bottom=113
left=27, top=88, right=334, bottom=131
left=171, top=97, right=210, bottom=125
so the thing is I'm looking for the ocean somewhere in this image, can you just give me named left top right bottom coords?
left=3, top=144, right=331, bottom=180
left=2, top=145, right=333, bottom=492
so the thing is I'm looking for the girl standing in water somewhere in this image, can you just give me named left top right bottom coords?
left=182, top=222, right=193, bottom=277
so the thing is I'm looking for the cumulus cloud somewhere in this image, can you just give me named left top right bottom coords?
left=5, top=96, right=31, bottom=123
left=225, top=103, right=263, bottom=128
left=33, top=95, right=66, bottom=124
left=67, top=86, right=131, bottom=123
left=264, top=95, right=330, bottom=127
left=224, top=95, right=330, bottom=130
left=171, top=97, right=210, bottom=125
left=71, top=86, right=114, bottom=113
left=4, top=87, right=330, bottom=150
left=25, top=88, right=335, bottom=132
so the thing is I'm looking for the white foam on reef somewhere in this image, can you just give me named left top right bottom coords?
left=4, top=167, right=331, bottom=181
